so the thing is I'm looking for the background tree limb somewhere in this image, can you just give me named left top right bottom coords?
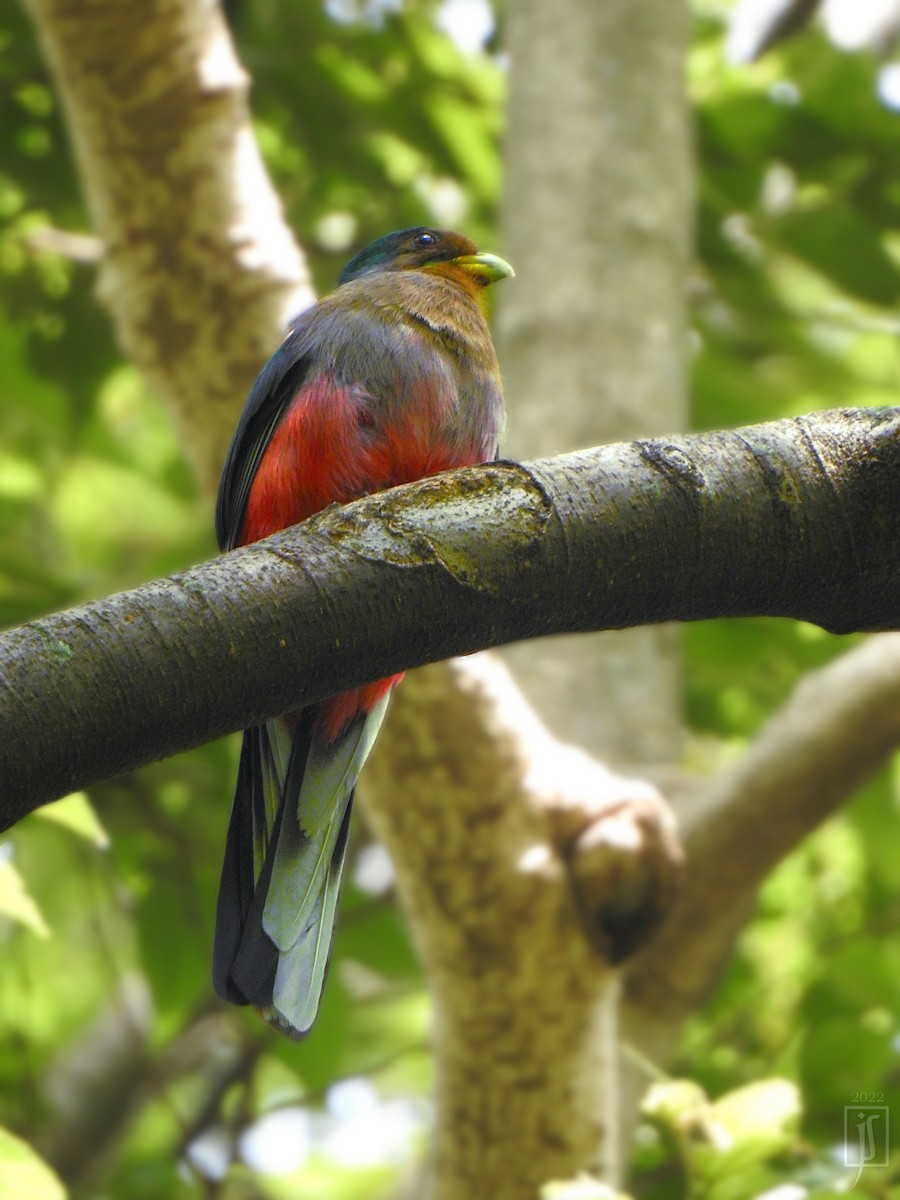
left=627, top=631, right=900, bottom=1036
left=20, top=0, right=313, bottom=491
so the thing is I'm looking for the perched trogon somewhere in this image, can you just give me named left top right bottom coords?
left=212, top=227, right=514, bottom=1037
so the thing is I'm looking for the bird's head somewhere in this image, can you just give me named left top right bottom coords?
left=338, top=227, right=514, bottom=290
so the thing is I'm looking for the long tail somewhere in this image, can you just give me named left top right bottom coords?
left=212, top=694, right=390, bottom=1038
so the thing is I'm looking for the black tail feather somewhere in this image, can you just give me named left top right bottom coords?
left=213, top=704, right=386, bottom=1036
left=212, top=721, right=313, bottom=1008
left=212, top=729, right=261, bottom=1004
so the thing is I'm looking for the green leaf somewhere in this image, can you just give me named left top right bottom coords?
left=424, top=94, right=500, bottom=202
left=774, top=205, right=900, bottom=305
left=0, top=1125, right=66, bottom=1199
left=710, top=1078, right=800, bottom=1144
left=541, top=1176, right=630, bottom=1200
left=32, top=792, right=109, bottom=848
left=643, top=1078, right=709, bottom=1125
left=693, top=1080, right=801, bottom=1190
left=0, top=858, right=49, bottom=937
left=800, top=1016, right=893, bottom=1113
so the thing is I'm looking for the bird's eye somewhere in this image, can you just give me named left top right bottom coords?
left=414, top=232, right=437, bottom=247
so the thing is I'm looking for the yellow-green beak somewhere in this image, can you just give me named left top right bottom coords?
left=451, top=252, right=515, bottom=284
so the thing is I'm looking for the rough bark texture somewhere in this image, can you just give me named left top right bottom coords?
left=3, top=408, right=899, bottom=818
left=20, top=0, right=313, bottom=491
left=498, top=0, right=692, bottom=765
left=361, top=655, right=681, bottom=1200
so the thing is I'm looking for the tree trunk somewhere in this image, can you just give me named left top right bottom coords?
left=498, top=0, right=692, bottom=766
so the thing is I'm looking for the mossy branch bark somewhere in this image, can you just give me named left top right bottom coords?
left=2, top=407, right=898, bottom=821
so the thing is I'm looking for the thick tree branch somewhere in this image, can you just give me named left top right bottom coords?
left=2, top=408, right=898, bottom=819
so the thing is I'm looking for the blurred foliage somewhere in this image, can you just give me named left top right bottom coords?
left=1, top=0, right=900, bottom=1197
left=0, top=1125, right=65, bottom=1200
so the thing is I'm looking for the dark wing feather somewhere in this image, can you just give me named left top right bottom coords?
left=215, top=322, right=314, bottom=551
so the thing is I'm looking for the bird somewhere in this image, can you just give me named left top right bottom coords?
left=212, top=226, right=514, bottom=1038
